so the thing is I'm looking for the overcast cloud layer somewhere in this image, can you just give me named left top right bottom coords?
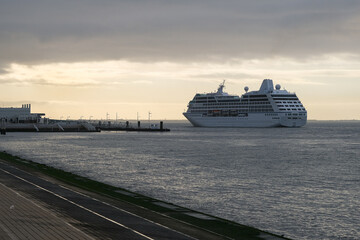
left=1, top=0, right=360, bottom=65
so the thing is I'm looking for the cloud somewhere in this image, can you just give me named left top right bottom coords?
left=0, top=100, right=51, bottom=107
left=32, top=79, right=101, bottom=87
left=1, top=54, right=359, bottom=89
left=1, top=0, right=360, bottom=65
left=0, top=68, right=8, bottom=74
left=132, top=80, right=153, bottom=84
left=191, top=72, right=260, bottom=81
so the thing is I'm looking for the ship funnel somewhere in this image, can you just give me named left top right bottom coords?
left=259, top=79, right=274, bottom=93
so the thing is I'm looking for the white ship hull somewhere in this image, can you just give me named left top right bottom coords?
left=183, top=112, right=307, bottom=128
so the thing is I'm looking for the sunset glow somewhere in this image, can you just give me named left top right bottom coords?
left=1, top=1, right=359, bottom=120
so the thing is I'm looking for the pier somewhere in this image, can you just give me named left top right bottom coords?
left=1, top=121, right=170, bottom=132
left=0, top=104, right=171, bottom=133
left=97, top=120, right=170, bottom=132
left=2, top=122, right=100, bottom=132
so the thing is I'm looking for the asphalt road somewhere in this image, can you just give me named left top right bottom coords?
left=0, top=160, right=229, bottom=240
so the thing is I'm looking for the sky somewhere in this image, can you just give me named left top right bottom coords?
left=1, top=0, right=360, bottom=120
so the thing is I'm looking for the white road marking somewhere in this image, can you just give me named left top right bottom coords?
left=59, top=184, right=198, bottom=240
left=0, top=168, right=155, bottom=240
left=1, top=162, right=198, bottom=240
left=0, top=182, right=96, bottom=240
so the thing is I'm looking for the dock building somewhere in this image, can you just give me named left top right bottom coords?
left=0, top=104, right=45, bottom=123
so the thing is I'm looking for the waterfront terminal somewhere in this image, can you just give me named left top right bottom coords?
left=0, top=104, right=169, bottom=133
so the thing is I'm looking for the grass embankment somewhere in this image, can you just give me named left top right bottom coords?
left=0, top=151, right=289, bottom=240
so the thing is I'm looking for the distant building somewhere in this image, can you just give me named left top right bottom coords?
left=0, top=104, right=45, bottom=123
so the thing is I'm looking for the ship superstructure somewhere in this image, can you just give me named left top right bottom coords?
left=183, top=79, right=307, bottom=127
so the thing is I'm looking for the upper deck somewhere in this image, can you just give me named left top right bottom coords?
left=186, top=79, right=306, bottom=114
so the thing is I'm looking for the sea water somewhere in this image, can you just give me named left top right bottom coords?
left=1, top=121, right=359, bottom=240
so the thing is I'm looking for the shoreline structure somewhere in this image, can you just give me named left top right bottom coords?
left=0, top=151, right=289, bottom=240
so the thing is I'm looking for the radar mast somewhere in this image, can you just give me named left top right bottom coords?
left=217, top=80, right=226, bottom=94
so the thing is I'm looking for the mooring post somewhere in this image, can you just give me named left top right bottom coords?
left=0, top=118, right=6, bottom=135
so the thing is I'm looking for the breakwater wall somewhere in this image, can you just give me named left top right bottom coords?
left=2, top=123, right=99, bottom=132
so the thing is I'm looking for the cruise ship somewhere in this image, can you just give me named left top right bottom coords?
left=183, top=79, right=307, bottom=127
